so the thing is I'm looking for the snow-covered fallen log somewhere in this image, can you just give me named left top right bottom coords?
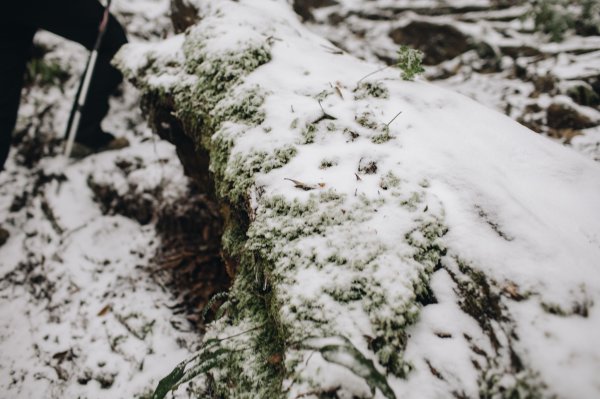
left=116, top=0, right=600, bottom=397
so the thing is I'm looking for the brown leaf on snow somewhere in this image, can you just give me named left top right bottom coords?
left=503, top=281, right=524, bottom=301
left=97, top=304, right=112, bottom=316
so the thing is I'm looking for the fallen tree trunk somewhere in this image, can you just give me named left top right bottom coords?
left=115, top=1, right=600, bottom=398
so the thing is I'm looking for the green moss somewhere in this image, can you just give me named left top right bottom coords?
left=314, top=89, right=333, bottom=101
left=528, top=0, right=574, bottom=42
left=567, top=83, right=600, bottom=107
left=356, top=112, right=380, bottom=130
left=25, top=57, right=70, bottom=88
left=405, top=220, right=448, bottom=269
left=175, top=41, right=271, bottom=140
left=379, top=171, right=401, bottom=190
left=302, top=123, right=317, bottom=144
left=372, top=127, right=393, bottom=144
left=246, top=192, right=347, bottom=265
left=138, top=35, right=300, bottom=398
left=211, top=86, right=267, bottom=128
left=400, top=192, right=424, bottom=211
left=368, top=298, right=418, bottom=377
left=479, top=365, right=547, bottom=399
left=222, top=218, right=248, bottom=261
left=327, top=278, right=368, bottom=303
left=319, top=159, right=338, bottom=169
left=219, top=146, right=297, bottom=203
left=326, top=253, right=348, bottom=266
left=354, top=82, right=390, bottom=100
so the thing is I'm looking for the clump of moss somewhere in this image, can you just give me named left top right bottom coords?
left=354, top=112, right=395, bottom=143
left=159, top=263, right=286, bottom=399
left=400, top=192, right=424, bottom=211
left=371, top=128, right=394, bottom=144
left=302, top=123, right=317, bottom=144
left=354, top=82, right=390, bottom=100
left=356, top=112, right=380, bottom=130
left=314, top=89, right=333, bottom=101
left=290, top=118, right=299, bottom=129
left=405, top=220, right=448, bottom=270
left=246, top=192, right=347, bottom=265
left=25, top=57, right=70, bottom=88
left=211, top=86, right=267, bottom=128
left=479, top=359, right=547, bottom=399
left=319, top=158, right=338, bottom=169
left=526, top=0, right=600, bottom=42
left=358, top=217, right=448, bottom=377
left=326, top=278, right=367, bottom=303
left=541, top=295, right=593, bottom=317
left=379, top=171, right=401, bottom=190
left=528, top=0, right=574, bottom=42
left=367, top=294, right=419, bottom=377
left=176, top=41, right=272, bottom=135
left=220, top=146, right=297, bottom=204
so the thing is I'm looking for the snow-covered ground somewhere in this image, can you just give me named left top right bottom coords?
left=1, top=0, right=600, bottom=398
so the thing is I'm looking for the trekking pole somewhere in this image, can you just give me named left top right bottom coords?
left=63, top=0, right=113, bottom=157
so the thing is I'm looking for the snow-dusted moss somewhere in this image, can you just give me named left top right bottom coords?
left=221, top=145, right=297, bottom=205
left=354, top=81, right=390, bottom=100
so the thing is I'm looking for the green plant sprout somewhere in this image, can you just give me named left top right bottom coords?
left=396, top=45, right=425, bottom=81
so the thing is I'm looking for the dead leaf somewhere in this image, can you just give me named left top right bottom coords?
left=267, top=353, right=283, bottom=365
left=503, top=281, right=524, bottom=300
left=52, top=350, right=70, bottom=360
left=97, top=304, right=112, bottom=316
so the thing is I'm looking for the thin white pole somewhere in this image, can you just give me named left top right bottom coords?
left=63, top=0, right=112, bottom=157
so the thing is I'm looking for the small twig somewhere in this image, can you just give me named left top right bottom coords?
left=385, top=110, right=403, bottom=128
left=214, top=323, right=266, bottom=343
left=320, top=44, right=343, bottom=55
left=40, top=196, right=64, bottom=235
left=355, top=65, right=391, bottom=88
left=114, top=314, right=152, bottom=341
left=317, top=100, right=327, bottom=115
left=311, top=100, right=337, bottom=125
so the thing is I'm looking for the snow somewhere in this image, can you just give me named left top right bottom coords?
left=2, top=0, right=600, bottom=397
